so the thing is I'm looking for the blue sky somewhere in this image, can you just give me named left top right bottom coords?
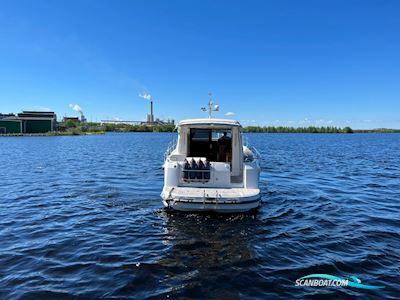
left=0, top=0, right=399, bottom=128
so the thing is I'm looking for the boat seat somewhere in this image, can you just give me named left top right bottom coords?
left=182, top=157, right=210, bottom=182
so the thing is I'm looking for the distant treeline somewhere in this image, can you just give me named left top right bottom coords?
left=242, top=126, right=400, bottom=133
left=58, top=122, right=400, bottom=135
left=242, top=126, right=354, bottom=133
left=353, top=128, right=400, bottom=133
left=58, top=121, right=175, bottom=134
left=99, top=123, right=175, bottom=132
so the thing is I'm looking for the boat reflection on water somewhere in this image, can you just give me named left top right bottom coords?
left=155, top=209, right=264, bottom=298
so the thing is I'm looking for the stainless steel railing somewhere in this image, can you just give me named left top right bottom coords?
left=163, top=138, right=177, bottom=162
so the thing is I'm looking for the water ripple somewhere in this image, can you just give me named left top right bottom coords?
left=0, top=133, right=399, bottom=299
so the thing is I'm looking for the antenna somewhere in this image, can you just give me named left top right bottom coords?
left=201, top=92, right=219, bottom=118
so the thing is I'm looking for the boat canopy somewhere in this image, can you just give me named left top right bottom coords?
left=174, top=118, right=243, bottom=177
left=178, top=118, right=241, bottom=128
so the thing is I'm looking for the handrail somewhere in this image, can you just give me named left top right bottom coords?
left=164, top=138, right=177, bottom=162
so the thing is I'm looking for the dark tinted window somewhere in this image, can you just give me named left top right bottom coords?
left=191, top=129, right=210, bottom=141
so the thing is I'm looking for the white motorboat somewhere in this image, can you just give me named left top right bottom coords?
left=161, top=96, right=261, bottom=213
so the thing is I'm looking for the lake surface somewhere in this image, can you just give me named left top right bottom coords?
left=0, top=133, right=399, bottom=299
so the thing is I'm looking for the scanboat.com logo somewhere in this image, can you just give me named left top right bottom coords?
left=295, top=274, right=384, bottom=290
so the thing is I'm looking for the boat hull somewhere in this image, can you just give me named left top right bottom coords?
left=161, top=187, right=261, bottom=213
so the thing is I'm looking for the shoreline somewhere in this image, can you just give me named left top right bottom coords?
left=0, top=131, right=105, bottom=137
left=1, top=131, right=400, bottom=137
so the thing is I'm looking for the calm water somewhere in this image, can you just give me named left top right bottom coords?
left=0, top=133, right=399, bottom=299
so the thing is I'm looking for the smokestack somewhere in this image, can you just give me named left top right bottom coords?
left=69, top=103, right=86, bottom=122
left=150, top=101, right=154, bottom=123
left=138, top=92, right=154, bottom=123
left=80, top=112, right=87, bottom=123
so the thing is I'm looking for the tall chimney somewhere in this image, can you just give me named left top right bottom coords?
left=150, top=100, right=154, bottom=123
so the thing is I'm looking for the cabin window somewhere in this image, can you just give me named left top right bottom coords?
left=188, top=128, right=232, bottom=162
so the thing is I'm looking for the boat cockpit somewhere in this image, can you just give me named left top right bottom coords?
left=188, top=128, right=232, bottom=163
left=165, top=119, right=244, bottom=188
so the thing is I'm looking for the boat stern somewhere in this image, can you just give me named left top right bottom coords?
left=161, top=186, right=260, bottom=213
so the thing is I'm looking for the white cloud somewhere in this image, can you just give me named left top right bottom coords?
left=225, top=112, right=235, bottom=116
left=69, top=103, right=82, bottom=113
left=138, top=92, right=152, bottom=100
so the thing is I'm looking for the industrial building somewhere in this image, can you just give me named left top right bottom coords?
left=0, top=111, right=57, bottom=134
left=63, top=117, right=80, bottom=123
left=101, top=98, right=174, bottom=125
left=0, top=114, right=22, bottom=134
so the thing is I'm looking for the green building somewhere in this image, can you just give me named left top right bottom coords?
left=0, top=111, right=56, bottom=134
left=0, top=118, right=22, bottom=134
